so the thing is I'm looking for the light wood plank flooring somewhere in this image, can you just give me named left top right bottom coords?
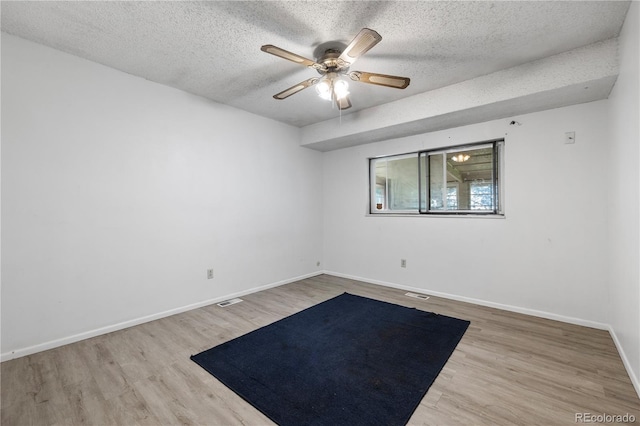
left=2, top=274, right=638, bottom=425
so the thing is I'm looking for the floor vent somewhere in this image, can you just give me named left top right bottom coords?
left=405, top=292, right=430, bottom=300
left=217, top=298, right=243, bottom=307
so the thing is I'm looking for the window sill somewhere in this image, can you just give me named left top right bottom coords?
left=366, top=212, right=506, bottom=219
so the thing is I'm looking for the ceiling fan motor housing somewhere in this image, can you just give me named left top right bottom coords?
left=317, top=49, right=348, bottom=75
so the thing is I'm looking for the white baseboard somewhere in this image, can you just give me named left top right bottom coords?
left=0, top=271, right=323, bottom=362
left=325, top=271, right=609, bottom=329
left=325, top=270, right=640, bottom=398
left=609, top=325, right=640, bottom=398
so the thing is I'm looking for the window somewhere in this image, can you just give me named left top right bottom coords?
left=369, top=140, right=504, bottom=215
left=371, top=153, right=419, bottom=212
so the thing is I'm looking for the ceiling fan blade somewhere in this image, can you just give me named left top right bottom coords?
left=336, top=96, right=352, bottom=110
left=338, top=28, right=382, bottom=67
left=273, top=78, right=319, bottom=100
left=348, top=71, right=410, bottom=89
left=261, top=45, right=325, bottom=71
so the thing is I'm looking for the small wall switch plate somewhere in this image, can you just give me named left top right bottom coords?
left=401, top=259, right=407, bottom=268
left=565, top=131, right=576, bottom=144
left=207, top=269, right=214, bottom=279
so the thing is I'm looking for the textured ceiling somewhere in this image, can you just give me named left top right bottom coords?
left=0, top=1, right=631, bottom=129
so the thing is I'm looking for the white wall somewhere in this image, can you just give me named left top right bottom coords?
left=1, top=10, right=638, bottom=398
left=1, top=34, right=324, bottom=359
left=323, top=101, right=610, bottom=327
left=608, top=1, right=640, bottom=394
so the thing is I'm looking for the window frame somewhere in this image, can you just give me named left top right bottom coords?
left=369, top=139, right=504, bottom=216
left=369, top=152, right=420, bottom=214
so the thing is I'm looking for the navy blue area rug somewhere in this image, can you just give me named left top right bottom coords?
left=191, top=293, right=469, bottom=426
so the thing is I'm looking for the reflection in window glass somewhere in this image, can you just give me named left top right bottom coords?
left=470, top=183, right=494, bottom=210
left=447, top=186, right=459, bottom=210
left=428, top=144, right=498, bottom=213
left=371, top=154, right=419, bottom=212
left=369, top=140, right=503, bottom=215
left=429, top=153, right=445, bottom=210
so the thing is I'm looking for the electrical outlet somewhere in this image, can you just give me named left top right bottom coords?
left=207, top=269, right=214, bottom=279
left=401, top=259, right=406, bottom=268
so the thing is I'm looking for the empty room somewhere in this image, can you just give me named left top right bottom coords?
left=1, top=1, right=639, bottom=425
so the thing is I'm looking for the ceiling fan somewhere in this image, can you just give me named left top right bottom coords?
left=261, top=28, right=410, bottom=110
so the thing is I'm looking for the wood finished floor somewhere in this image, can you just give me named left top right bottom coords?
left=2, top=274, right=638, bottom=425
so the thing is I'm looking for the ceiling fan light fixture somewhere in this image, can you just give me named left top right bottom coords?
left=333, top=79, right=350, bottom=100
left=451, top=154, right=471, bottom=162
left=316, top=74, right=349, bottom=101
left=316, top=78, right=332, bottom=100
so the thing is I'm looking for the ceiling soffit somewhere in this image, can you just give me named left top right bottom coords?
left=301, top=39, right=619, bottom=151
